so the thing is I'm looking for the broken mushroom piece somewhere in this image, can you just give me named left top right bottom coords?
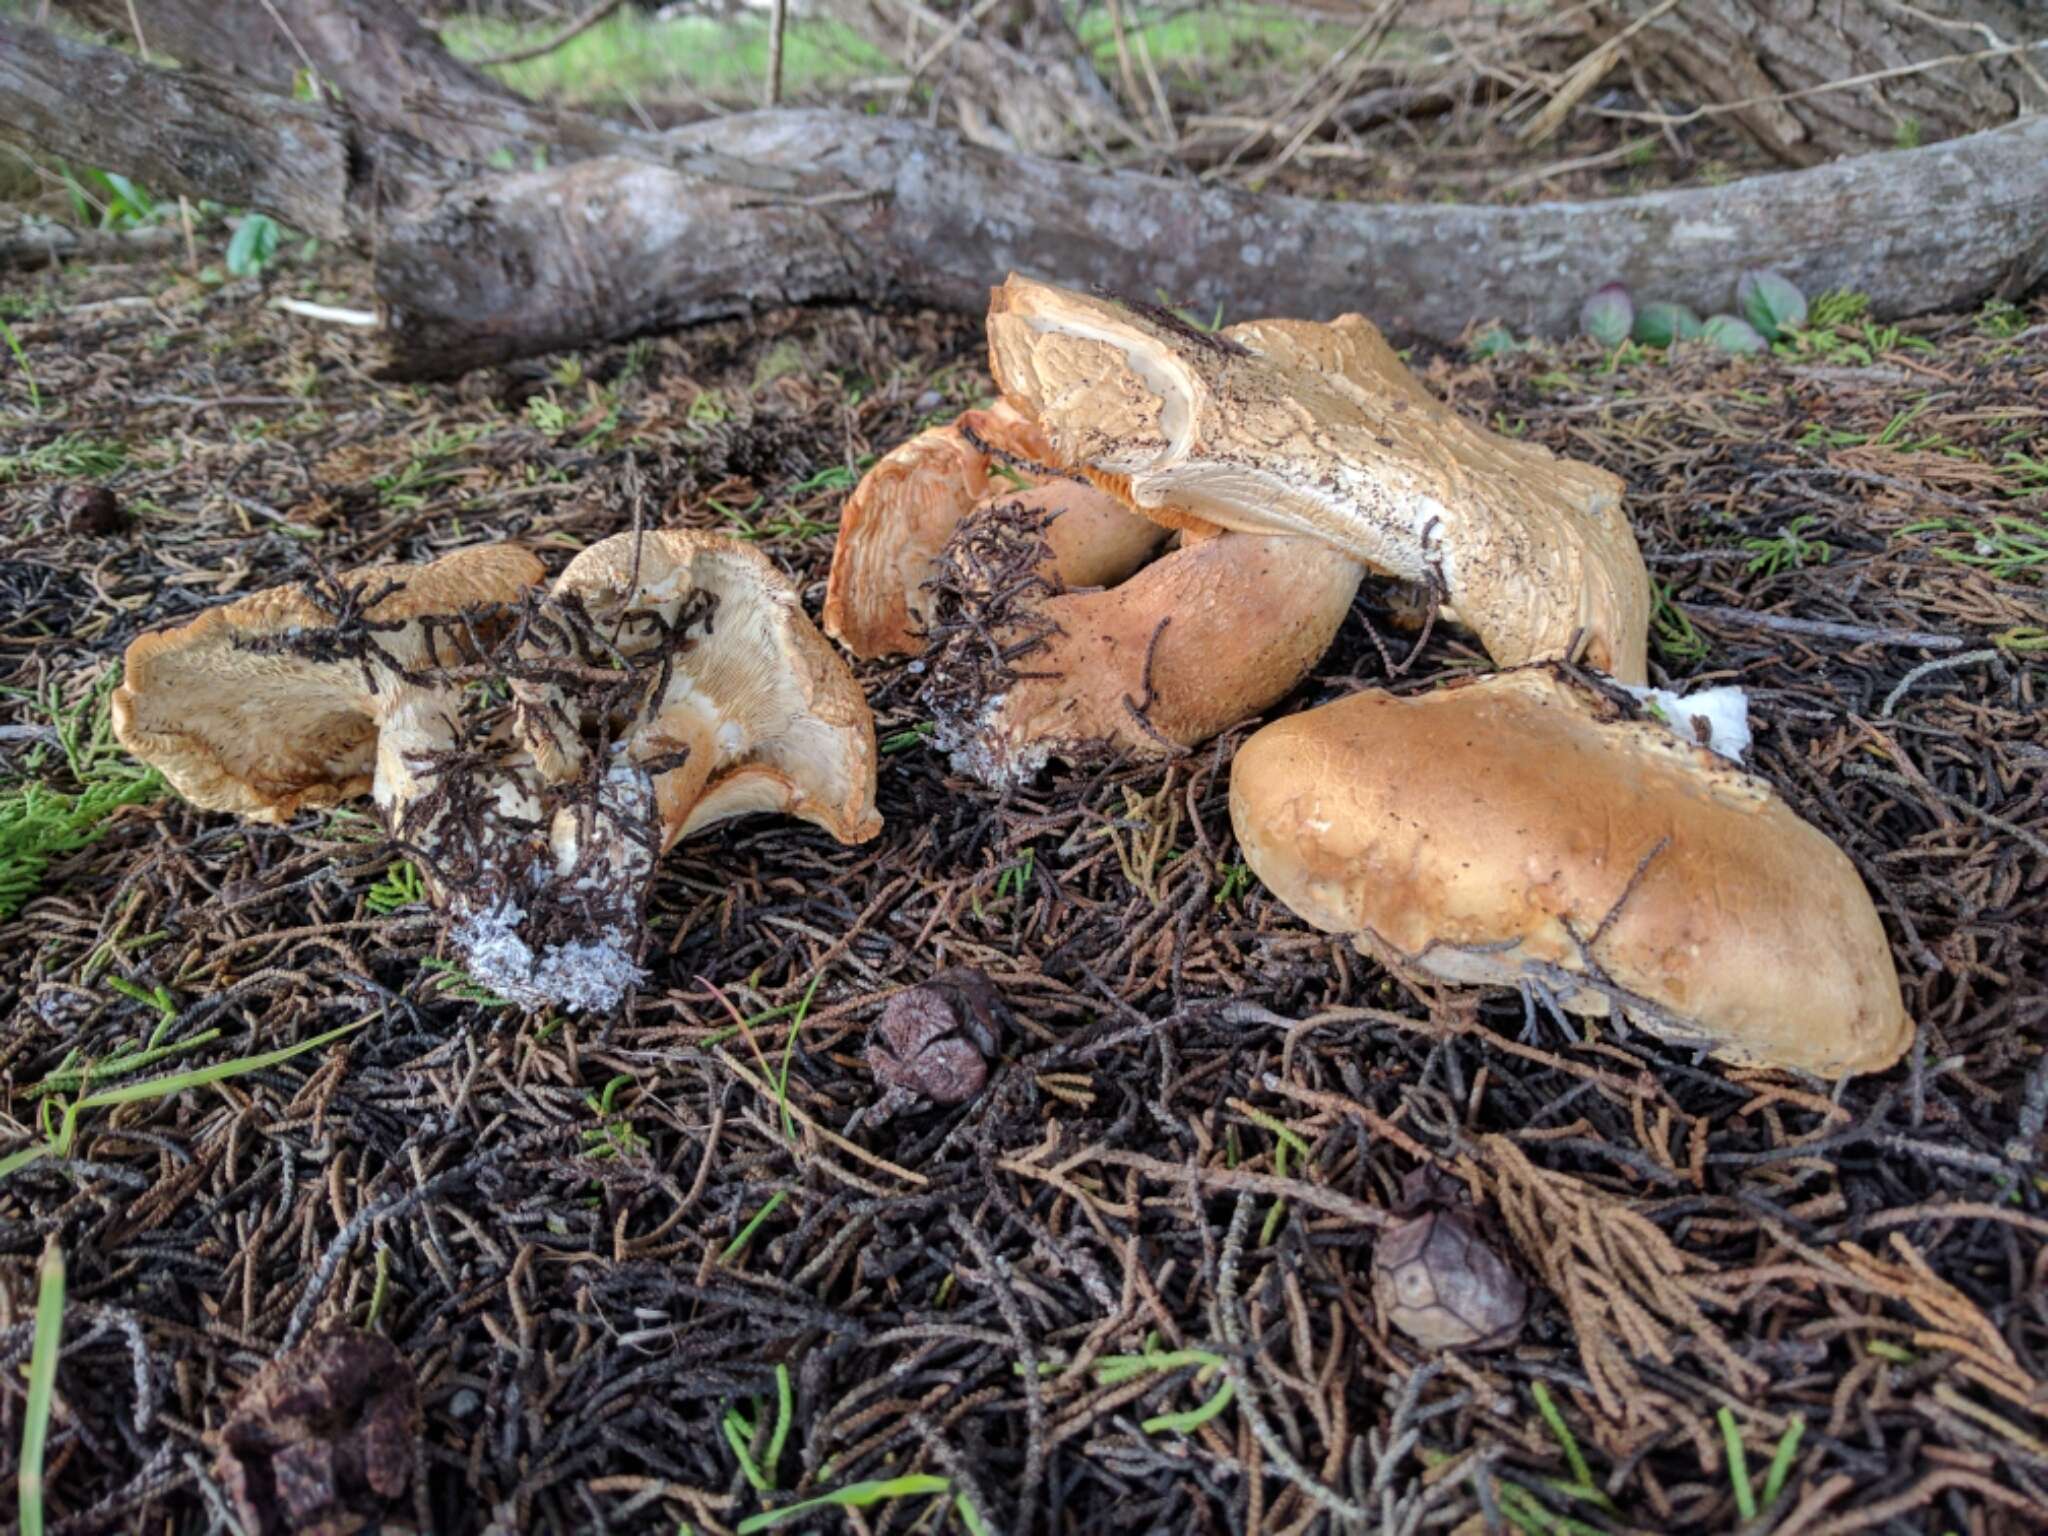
left=1228, top=666, right=1911, bottom=1078
left=985, top=275, right=1652, bottom=683
left=111, top=543, right=546, bottom=824
left=430, top=528, right=882, bottom=1011
left=518, top=528, right=881, bottom=848
left=823, top=400, right=1168, bottom=658
left=923, top=499, right=1364, bottom=785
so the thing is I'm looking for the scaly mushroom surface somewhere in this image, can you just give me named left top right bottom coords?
left=985, top=275, right=1651, bottom=682
left=1227, top=666, right=1910, bottom=1078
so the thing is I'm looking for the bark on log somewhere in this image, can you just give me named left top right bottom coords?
left=55, top=0, right=656, bottom=168
left=1576, top=0, right=2048, bottom=164
left=4, top=17, right=2045, bottom=379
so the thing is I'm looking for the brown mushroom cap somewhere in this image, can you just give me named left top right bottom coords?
left=929, top=525, right=1364, bottom=786
left=1227, top=666, right=1911, bottom=1078
left=985, top=275, right=1651, bottom=683
left=111, top=544, right=545, bottom=824
left=534, top=529, right=881, bottom=848
left=823, top=401, right=1166, bottom=658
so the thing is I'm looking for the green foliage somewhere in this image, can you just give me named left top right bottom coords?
left=1719, top=1406, right=1758, bottom=1521
left=225, top=213, right=283, bottom=278
left=61, top=166, right=157, bottom=230
left=722, top=1363, right=794, bottom=1493
left=1631, top=301, right=1702, bottom=348
left=1976, top=299, right=2027, bottom=340
left=2, top=1022, right=363, bottom=1182
left=1579, top=284, right=1633, bottom=347
left=18, top=1241, right=64, bottom=1536
left=735, top=1475, right=953, bottom=1534
left=1650, top=581, right=1709, bottom=663
left=0, top=674, right=165, bottom=920
left=420, top=958, right=514, bottom=1007
left=1737, top=270, right=1808, bottom=340
left=1, top=316, right=39, bottom=414
left=1702, top=314, right=1767, bottom=355
left=525, top=394, right=571, bottom=434
left=581, top=1073, right=647, bottom=1161
left=1469, top=324, right=1519, bottom=359
left=879, top=721, right=934, bottom=755
left=1742, top=515, right=1833, bottom=578
left=364, top=859, right=425, bottom=914
left=0, top=433, right=127, bottom=483
left=1807, top=289, right=1871, bottom=329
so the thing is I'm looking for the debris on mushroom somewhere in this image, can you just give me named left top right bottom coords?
left=114, top=533, right=881, bottom=1015
left=823, top=401, right=1167, bottom=658
left=863, top=966, right=1003, bottom=1120
left=920, top=495, right=1364, bottom=786
left=1372, top=1168, right=1527, bottom=1351
left=984, top=274, right=1652, bottom=683
left=430, top=529, right=881, bottom=1013
left=1227, top=665, right=1911, bottom=1078
left=112, top=543, right=546, bottom=824
left=211, top=1324, right=421, bottom=1536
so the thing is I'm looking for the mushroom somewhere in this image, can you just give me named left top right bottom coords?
left=984, top=275, right=1652, bottom=683
left=515, top=529, right=881, bottom=849
left=114, top=533, right=880, bottom=1015
left=1227, top=665, right=1910, bottom=1078
left=823, top=400, right=1168, bottom=658
left=923, top=501, right=1364, bottom=786
left=112, top=542, right=547, bottom=825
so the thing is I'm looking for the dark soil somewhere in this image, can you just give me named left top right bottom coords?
left=0, top=252, right=2044, bottom=1535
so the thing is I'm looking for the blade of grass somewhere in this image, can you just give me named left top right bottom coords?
left=735, top=1475, right=951, bottom=1533
left=774, top=970, right=823, bottom=1145
left=1761, top=1414, right=1806, bottom=1506
left=1530, top=1381, right=1612, bottom=1508
left=19, top=1238, right=65, bottom=1536
left=1719, top=1406, right=1757, bottom=1520
left=720, top=1189, right=790, bottom=1265
left=764, top=1363, right=793, bottom=1487
left=52, top=1020, right=363, bottom=1154
left=1142, top=1378, right=1235, bottom=1435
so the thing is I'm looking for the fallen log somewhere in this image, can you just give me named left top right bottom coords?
left=4, top=17, right=2045, bottom=378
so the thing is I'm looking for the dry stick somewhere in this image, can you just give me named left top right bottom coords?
left=1879, top=648, right=2002, bottom=717
left=1518, top=0, right=1682, bottom=145
left=468, top=0, right=627, bottom=68
left=1258, top=0, right=1402, bottom=178
left=1207, top=5, right=1390, bottom=177
left=1594, top=36, right=2048, bottom=127
left=765, top=0, right=787, bottom=107
left=711, top=1046, right=928, bottom=1187
left=1683, top=604, right=1966, bottom=651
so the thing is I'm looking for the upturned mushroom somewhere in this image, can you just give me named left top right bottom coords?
left=1227, top=666, right=1910, bottom=1078
left=921, top=498, right=1363, bottom=786
left=113, top=532, right=880, bottom=1014
left=112, top=542, right=547, bottom=824
left=984, top=275, right=1652, bottom=683
left=823, top=401, right=1168, bottom=658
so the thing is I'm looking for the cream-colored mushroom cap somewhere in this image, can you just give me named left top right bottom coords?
left=985, top=275, right=1651, bottom=683
left=823, top=401, right=1165, bottom=658
left=1228, top=667, right=1911, bottom=1078
left=111, top=543, right=545, bottom=823
left=529, top=529, right=880, bottom=848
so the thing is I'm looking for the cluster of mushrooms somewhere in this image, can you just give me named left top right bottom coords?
left=112, top=275, right=1909, bottom=1081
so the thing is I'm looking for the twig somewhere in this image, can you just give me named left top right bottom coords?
left=1685, top=604, right=1965, bottom=651
left=467, top=0, right=627, bottom=68
left=765, top=0, right=787, bottom=107
left=1879, top=649, right=2001, bottom=716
